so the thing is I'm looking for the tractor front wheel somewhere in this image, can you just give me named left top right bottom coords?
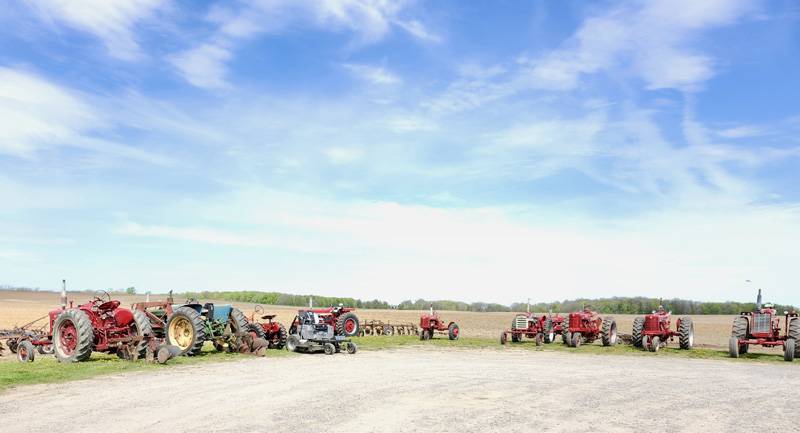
left=543, top=318, right=554, bottom=343
left=564, top=331, right=572, bottom=347
left=728, top=337, right=740, bottom=358
left=37, top=343, right=54, bottom=355
left=571, top=332, right=582, bottom=348
left=784, top=339, right=795, bottom=362
left=286, top=335, right=299, bottom=352
left=535, top=333, right=543, bottom=346
left=500, top=332, right=507, bottom=345
left=324, top=343, right=335, bottom=355
left=789, top=318, right=800, bottom=358
left=650, top=336, right=660, bottom=352
left=347, top=342, right=358, bottom=354
left=16, top=340, right=35, bottom=362
left=53, top=309, right=94, bottom=362
left=448, top=323, right=460, bottom=340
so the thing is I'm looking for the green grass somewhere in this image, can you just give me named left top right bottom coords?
left=0, top=345, right=295, bottom=392
left=351, top=335, right=798, bottom=364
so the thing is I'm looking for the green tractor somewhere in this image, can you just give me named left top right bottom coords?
left=136, top=298, right=248, bottom=356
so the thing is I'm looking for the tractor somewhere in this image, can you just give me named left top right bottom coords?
left=41, top=286, right=155, bottom=362
left=303, top=305, right=360, bottom=337
left=562, top=307, right=617, bottom=348
left=500, top=311, right=565, bottom=345
left=286, top=310, right=357, bottom=355
left=729, top=289, right=799, bottom=361
left=246, top=305, right=288, bottom=349
left=631, top=306, right=693, bottom=352
left=419, top=308, right=459, bottom=340
left=133, top=293, right=248, bottom=356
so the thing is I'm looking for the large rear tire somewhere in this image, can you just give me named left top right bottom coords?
left=53, top=309, right=94, bottom=362
left=336, top=312, right=360, bottom=337
left=731, top=316, right=749, bottom=355
left=728, top=336, right=740, bottom=358
left=273, top=324, right=288, bottom=349
left=631, top=317, right=644, bottom=348
left=601, top=317, right=617, bottom=346
left=247, top=323, right=266, bottom=340
left=788, top=318, right=800, bottom=358
left=166, top=306, right=205, bottom=356
left=229, top=308, right=248, bottom=334
left=678, top=317, right=694, bottom=350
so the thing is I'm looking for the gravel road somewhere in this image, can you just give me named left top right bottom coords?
left=1, top=347, right=797, bottom=433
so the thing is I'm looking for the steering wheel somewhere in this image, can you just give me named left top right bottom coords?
left=255, top=305, right=264, bottom=315
left=93, top=290, right=111, bottom=303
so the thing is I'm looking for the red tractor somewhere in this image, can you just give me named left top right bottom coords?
left=19, top=285, right=154, bottom=362
left=632, top=307, right=693, bottom=352
left=500, top=311, right=565, bottom=345
left=563, top=307, right=617, bottom=348
left=246, top=305, right=288, bottom=349
left=293, top=305, right=360, bottom=337
left=419, top=309, right=459, bottom=340
left=729, top=290, right=799, bottom=361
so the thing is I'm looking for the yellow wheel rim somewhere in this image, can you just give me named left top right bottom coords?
left=169, top=317, right=193, bottom=349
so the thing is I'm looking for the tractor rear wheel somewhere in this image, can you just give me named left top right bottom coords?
left=166, top=306, right=205, bottom=356
left=324, top=343, right=335, bottom=355
left=728, top=336, right=740, bottom=358
left=336, top=313, right=360, bottom=337
left=784, top=339, right=795, bottom=362
left=789, top=318, right=800, bottom=358
left=247, top=323, right=266, bottom=340
left=229, top=308, right=248, bottom=334
left=650, top=336, right=660, bottom=352
left=631, top=317, right=644, bottom=348
left=16, top=340, right=35, bottom=362
left=53, top=309, right=93, bottom=362
left=731, top=316, right=749, bottom=354
left=571, top=332, right=582, bottom=348
left=601, top=317, right=617, bottom=346
left=347, top=342, right=357, bottom=354
left=273, top=324, right=288, bottom=349
left=678, top=317, right=694, bottom=350
left=132, top=310, right=154, bottom=359
left=448, top=323, right=460, bottom=340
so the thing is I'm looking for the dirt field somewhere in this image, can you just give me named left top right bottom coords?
left=0, top=290, right=740, bottom=347
left=0, top=347, right=796, bottom=433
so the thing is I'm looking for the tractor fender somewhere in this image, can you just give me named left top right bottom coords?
left=113, top=308, right=135, bottom=327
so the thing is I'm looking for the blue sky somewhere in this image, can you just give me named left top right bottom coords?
left=1, top=0, right=799, bottom=305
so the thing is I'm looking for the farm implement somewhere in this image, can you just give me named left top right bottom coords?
left=133, top=293, right=249, bottom=356
left=632, top=306, right=693, bottom=352
left=359, top=319, right=418, bottom=336
left=729, top=290, right=799, bottom=361
left=563, top=307, right=617, bottom=348
left=419, top=308, right=459, bottom=340
left=0, top=315, right=53, bottom=360
left=500, top=310, right=565, bottom=345
left=287, top=309, right=357, bottom=355
left=246, top=305, right=288, bottom=349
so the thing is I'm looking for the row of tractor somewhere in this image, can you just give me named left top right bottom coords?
left=499, top=290, right=799, bottom=362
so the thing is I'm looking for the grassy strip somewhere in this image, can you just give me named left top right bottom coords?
left=351, top=335, right=798, bottom=364
left=0, top=345, right=294, bottom=392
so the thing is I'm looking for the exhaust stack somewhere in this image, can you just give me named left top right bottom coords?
left=60, top=279, right=67, bottom=310
left=756, top=289, right=762, bottom=310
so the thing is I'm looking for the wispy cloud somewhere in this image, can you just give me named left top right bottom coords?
left=342, top=63, right=401, bottom=85
left=21, top=0, right=167, bottom=60
left=168, top=43, right=232, bottom=90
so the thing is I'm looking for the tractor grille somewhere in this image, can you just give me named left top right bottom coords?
left=513, top=315, right=529, bottom=330
left=752, top=313, right=772, bottom=334
left=644, top=316, right=662, bottom=332
left=569, top=314, right=581, bottom=329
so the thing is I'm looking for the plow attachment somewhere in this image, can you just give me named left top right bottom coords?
left=359, top=320, right=418, bottom=336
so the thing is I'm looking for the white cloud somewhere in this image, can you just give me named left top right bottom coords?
left=22, top=0, right=166, bottom=60
left=325, top=146, right=364, bottom=164
left=717, top=125, right=765, bottom=139
left=395, top=19, right=442, bottom=43
left=168, top=43, right=233, bottom=90
left=342, top=63, right=401, bottom=85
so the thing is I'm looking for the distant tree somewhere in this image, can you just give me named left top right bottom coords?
left=125, top=287, right=136, bottom=295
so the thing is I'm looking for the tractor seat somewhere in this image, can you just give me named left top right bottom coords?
left=261, top=314, right=276, bottom=320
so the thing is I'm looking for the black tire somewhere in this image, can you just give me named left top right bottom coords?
left=731, top=316, right=749, bottom=354
left=511, top=333, right=520, bottom=343
left=420, top=329, right=427, bottom=341
left=543, top=318, right=554, bottom=343
left=37, top=343, right=54, bottom=355
left=247, top=323, right=266, bottom=340
left=336, top=312, right=360, bottom=337
left=229, top=308, right=248, bottom=334
left=632, top=317, right=644, bottom=348
left=572, top=332, right=582, bottom=348
left=448, top=323, right=459, bottom=340
left=650, top=336, right=660, bottom=352
left=324, top=343, right=335, bottom=355
left=642, top=335, right=649, bottom=351
left=53, top=309, right=94, bottom=362
left=564, top=331, right=572, bottom=347
left=286, top=335, right=299, bottom=352
left=678, top=317, right=694, bottom=350
left=601, top=317, right=617, bottom=346
left=789, top=318, right=800, bottom=358
left=132, top=309, right=154, bottom=359
left=535, top=333, right=543, bottom=346
left=166, top=306, right=205, bottom=356
left=500, top=332, right=507, bottom=345
left=273, top=324, right=288, bottom=349
left=728, top=336, right=739, bottom=358
left=785, top=338, right=795, bottom=362
left=17, top=340, right=35, bottom=362
left=347, top=342, right=357, bottom=354
left=8, top=339, right=19, bottom=354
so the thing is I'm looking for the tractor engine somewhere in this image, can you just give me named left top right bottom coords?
left=297, top=312, right=334, bottom=340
